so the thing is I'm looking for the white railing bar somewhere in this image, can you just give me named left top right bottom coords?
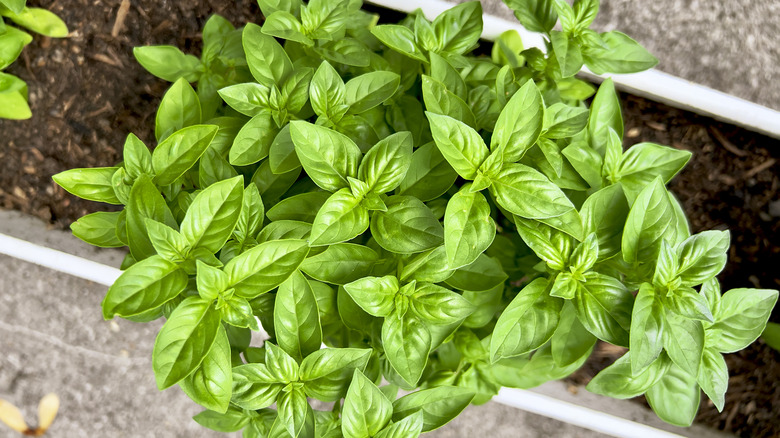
left=494, top=388, right=685, bottom=438
left=0, top=233, right=121, bottom=286
left=0, top=231, right=688, bottom=438
left=366, top=0, right=780, bottom=139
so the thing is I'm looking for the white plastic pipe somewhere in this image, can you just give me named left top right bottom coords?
left=0, top=233, right=121, bottom=286
left=494, top=388, right=685, bottom=438
left=367, top=0, right=780, bottom=139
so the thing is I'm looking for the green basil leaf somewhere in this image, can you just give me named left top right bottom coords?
left=233, top=183, right=264, bottom=243
left=358, top=132, right=413, bottom=194
left=391, top=386, right=474, bottom=432
left=426, top=112, right=488, bottom=180
left=444, top=186, right=495, bottom=269
left=217, top=83, right=271, bottom=117
left=224, top=239, right=310, bottom=298
left=370, top=195, right=444, bottom=254
left=243, top=23, right=293, bottom=85
left=192, top=406, right=250, bottom=433
left=514, top=216, right=572, bottom=271
left=231, top=363, right=283, bottom=410
left=617, top=143, right=691, bottom=202
left=503, top=0, right=557, bottom=33
left=675, top=230, right=730, bottom=287
left=102, top=255, right=187, bottom=319
left=71, top=211, right=124, bottom=248
left=491, top=163, right=579, bottom=225
left=265, top=342, right=300, bottom=383
left=622, top=177, right=680, bottom=265
left=52, top=167, right=122, bottom=205
left=550, top=31, right=583, bottom=78
left=267, top=191, right=330, bottom=223
left=309, top=189, right=369, bottom=246
left=573, top=272, right=632, bottom=346
left=445, top=253, right=507, bottom=292
left=156, top=78, right=202, bottom=142
left=410, top=283, right=474, bottom=325
left=300, top=243, right=378, bottom=285
left=586, top=353, right=671, bottom=399
left=462, top=283, right=504, bottom=329
left=152, top=125, right=218, bottom=186
left=275, top=270, right=323, bottom=362
left=667, top=286, right=714, bottom=322
left=375, top=411, right=424, bottom=438
left=250, top=160, right=301, bottom=203
left=310, top=60, right=348, bottom=121
left=383, top=312, right=431, bottom=386
left=342, top=369, right=392, bottom=438
left=710, top=288, right=778, bottom=353
left=399, top=142, right=458, bottom=202
left=300, top=0, right=355, bottom=41
left=588, top=78, right=623, bottom=151
left=316, top=38, right=373, bottom=67
left=551, top=301, right=597, bottom=367
left=421, top=75, right=477, bottom=128
left=300, top=348, right=372, bottom=401
left=132, top=45, right=202, bottom=82
left=429, top=52, right=467, bottom=100
left=645, top=364, right=700, bottom=427
left=262, top=11, right=312, bottom=45
left=181, top=175, right=243, bottom=252
left=126, top=174, right=178, bottom=260
left=490, top=79, right=544, bottom=164
left=580, top=184, right=629, bottom=260
left=345, top=71, right=400, bottom=114
left=257, top=220, right=312, bottom=243
left=180, top=324, right=232, bottom=413
left=583, top=31, right=658, bottom=75
left=199, top=147, right=238, bottom=188
left=146, top=219, right=190, bottom=263
left=371, top=25, right=427, bottom=62
left=277, top=386, right=314, bottom=438
left=431, top=0, right=482, bottom=55
left=343, top=275, right=399, bottom=317
left=490, top=278, right=562, bottom=361
left=400, top=246, right=454, bottom=284
left=229, top=113, right=277, bottom=166
left=697, top=347, right=728, bottom=412
left=152, top=296, right=221, bottom=389
left=662, top=310, right=704, bottom=376
left=630, top=283, right=665, bottom=374
left=290, top=120, right=362, bottom=192
left=543, top=103, right=589, bottom=139
left=268, top=124, right=302, bottom=174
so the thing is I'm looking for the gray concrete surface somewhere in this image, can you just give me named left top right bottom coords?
left=0, top=209, right=731, bottom=437
left=448, top=0, right=780, bottom=111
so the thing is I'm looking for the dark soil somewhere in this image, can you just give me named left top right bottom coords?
left=0, top=1, right=778, bottom=437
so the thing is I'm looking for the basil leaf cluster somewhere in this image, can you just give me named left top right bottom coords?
left=54, top=0, right=777, bottom=435
left=0, top=0, right=68, bottom=119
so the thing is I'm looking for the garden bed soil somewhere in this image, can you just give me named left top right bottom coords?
left=0, top=1, right=778, bottom=437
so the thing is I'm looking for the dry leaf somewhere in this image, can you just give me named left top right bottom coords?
left=0, top=399, right=28, bottom=433
left=37, top=394, right=59, bottom=432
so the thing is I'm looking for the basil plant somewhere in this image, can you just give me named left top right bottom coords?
left=0, top=0, right=67, bottom=119
left=53, top=0, right=778, bottom=436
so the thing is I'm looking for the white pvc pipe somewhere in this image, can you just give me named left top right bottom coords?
left=0, top=233, right=121, bottom=286
left=367, top=0, right=780, bottom=139
left=494, top=388, right=685, bottom=438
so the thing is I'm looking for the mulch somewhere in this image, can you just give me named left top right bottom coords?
left=0, top=1, right=777, bottom=437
